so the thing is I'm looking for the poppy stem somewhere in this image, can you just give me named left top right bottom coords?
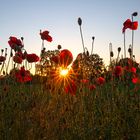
left=0, top=62, right=5, bottom=75
left=109, top=43, right=112, bottom=64
left=6, top=48, right=12, bottom=74
left=123, top=32, right=126, bottom=58
left=40, top=40, right=44, bottom=56
left=91, top=38, right=94, bottom=55
left=131, top=15, right=134, bottom=60
left=79, top=25, right=85, bottom=53
left=116, top=52, right=120, bottom=63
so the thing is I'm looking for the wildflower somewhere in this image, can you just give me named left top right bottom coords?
left=40, top=30, right=52, bottom=42
left=131, top=67, right=136, bottom=73
left=15, top=66, right=32, bottom=83
left=122, top=19, right=138, bottom=33
left=132, top=77, right=138, bottom=84
left=114, top=66, right=123, bottom=76
left=0, top=56, right=6, bottom=62
left=50, top=55, right=60, bottom=64
left=13, top=55, right=23, bottom=64
left=65, top=80, right=77, bottom=95
left=26, top=53, right=39, bottom=63
left=89, top=84, right=96, bottom=91
left=59, top=49, right=73, bottom=67
left=8, top=36, right=23, bottom=50
left=81, top=79, right=89, bottom=84
left=96, top=77, right=105, bottom=85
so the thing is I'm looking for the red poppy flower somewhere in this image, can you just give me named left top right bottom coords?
left=15, top=66, right=32, bottom=83
left=96, top=77, right=105, bottom=85
left=40, top=30, right=53, bottom=42
left=81, top=79, right=89, bottom=84
left=8, top=36, right=23, bottom=50
left=131, top=67, right=136, bottom=73
left=114, top=66, right=123, bottom=76
left=59, top=49, right=73, bottom=67
left=132, top=77, right=138, bottom=84
left=65, top=80, right=77, bottom=95
left=13, top=56, right=23, bottom=64
left=50, top=55, right=60, bottom=64
left=0, top=56, right=6, bottom=62
left=122, top=19, right=138, bottom=33
left=89, top=84, right=96, bottom=91
left=26, top=53, right=39, bottom=63
left=15, top=51, right=26, bottom=60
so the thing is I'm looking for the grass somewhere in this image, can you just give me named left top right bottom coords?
left=0, top=76, right=140, bottom=140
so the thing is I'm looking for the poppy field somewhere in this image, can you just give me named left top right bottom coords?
left=0, top=14, right=140, bottom=140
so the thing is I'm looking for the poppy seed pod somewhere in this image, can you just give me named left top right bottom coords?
left=118, top=47, right=121, bottom=52
left=110, top=51, right=114, bottom=57
left=78, top=17, right=82, bottom=26
left=132, top=12, right=138, bottom=17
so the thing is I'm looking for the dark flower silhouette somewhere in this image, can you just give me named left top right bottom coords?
left=8, top=36, right=23, bottom=50
left=15, top=66, right=32, bottom=83
left=50, top=55, right=60, bottom=64
left=0, top=56, right=6, bottom=62
left=26, top=53, right=39, bottom=63
left=13, top=55, right=23, bottom=64
left=40, top=30, right=52, bottom=42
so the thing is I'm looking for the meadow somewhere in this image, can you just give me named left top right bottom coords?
left=0, top=16, right=140, bottom=140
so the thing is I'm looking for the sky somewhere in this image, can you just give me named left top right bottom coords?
left=0, top=0, right=140, bottom=73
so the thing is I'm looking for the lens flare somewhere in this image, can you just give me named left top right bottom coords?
left=59, top=67, right=69, bottom=76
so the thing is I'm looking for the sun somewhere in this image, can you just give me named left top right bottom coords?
left=59, top=67, right=69, bottom=77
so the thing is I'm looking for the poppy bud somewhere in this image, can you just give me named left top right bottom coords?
left=21, top=37, right=24, bottom=41
left=86, top=51, right=89, bottom=56
left=128, top=48, right=132, bottom=53
left=10, top=52, right=13, bottom=57
left=92, top=36, right=95, bottom=40
left=78, top=17, right=82, bottom=26
left=110, top=51, right=114, bottom=57
left=118, top=47, right=121, bottom=52
left=1, top=49, right=4, bottom=53
left=57, top=45, right=62, bottom=50
left=132, top=12, right=138, bottom=16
